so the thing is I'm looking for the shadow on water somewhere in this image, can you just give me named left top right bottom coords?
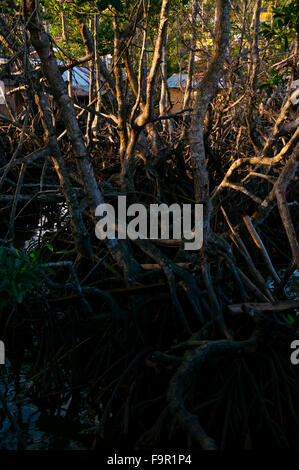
left=0, top=201, right=97, bottom=449
left=15, top=201, right=69, bottom=251
left=0, top=358, right=96, bottom=449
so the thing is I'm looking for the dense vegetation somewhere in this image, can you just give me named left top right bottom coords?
left=0, top=0, right=298, bottom=450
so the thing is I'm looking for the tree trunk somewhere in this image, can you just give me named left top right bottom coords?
left=189, top=0, right=230, bottom=242
left=23, top=0, right=140, bottom=280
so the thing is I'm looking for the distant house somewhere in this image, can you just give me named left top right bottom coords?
left=0, top=78, right=11, bottom=118
left=62, top=65, right=91, bottom=101
left=166, top=72, right=225, bottom=113
left=0, top=57, right=93, bottom=119
left=260, top=6, right=272, bottom=23
left=0, top=57, right=25, bottom=118
left=166, top=73, right=204, bottom=113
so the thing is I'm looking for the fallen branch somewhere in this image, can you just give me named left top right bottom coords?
left=228, top=300, right=299, bottom=314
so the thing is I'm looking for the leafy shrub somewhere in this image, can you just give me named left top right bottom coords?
left=0, top=247, right=49, bottom=308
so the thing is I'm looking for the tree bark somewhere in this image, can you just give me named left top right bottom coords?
left=23, top=0, right=140, bottom=279
left=189, top=0, right=230, bottom=242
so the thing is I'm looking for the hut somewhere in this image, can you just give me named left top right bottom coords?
left=62, top=65, right=91, bottom=102
left=0, top=59, right=92, bottom=120
left=166, top=73, right=204, bottom=114
left=0, top=57, right=25, bottom=119
left=166, top=72, right=222, bottom=113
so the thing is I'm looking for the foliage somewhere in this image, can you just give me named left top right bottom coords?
left=40, top=0, right=123, bottom=17
left=260, top=0, right=299, bottom=50
left=0, top=247, right=50, bottom=308
left=258, top=69, right=287, bottom=93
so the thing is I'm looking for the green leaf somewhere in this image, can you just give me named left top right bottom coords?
left=45, top=241, right=54, bottom=252
left=287, top=314, right=295, bottom=324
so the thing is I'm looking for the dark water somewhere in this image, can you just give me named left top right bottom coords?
left=0, top=201, right=97, bottom=449
left=0, top=358, right=96, bottom=450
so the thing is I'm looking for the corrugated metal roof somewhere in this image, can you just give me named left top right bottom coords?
left=62, top=66, right=92, bottom=95
left=167, top=72, right=225, bottom=89
left=167, top=73, right=204, bottom=89
left=0, top=57, right=9, bottom=69
left=1, top=56, right=92, bottom=95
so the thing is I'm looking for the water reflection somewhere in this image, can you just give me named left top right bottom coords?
left=0, top=358, right=96, bottom=449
